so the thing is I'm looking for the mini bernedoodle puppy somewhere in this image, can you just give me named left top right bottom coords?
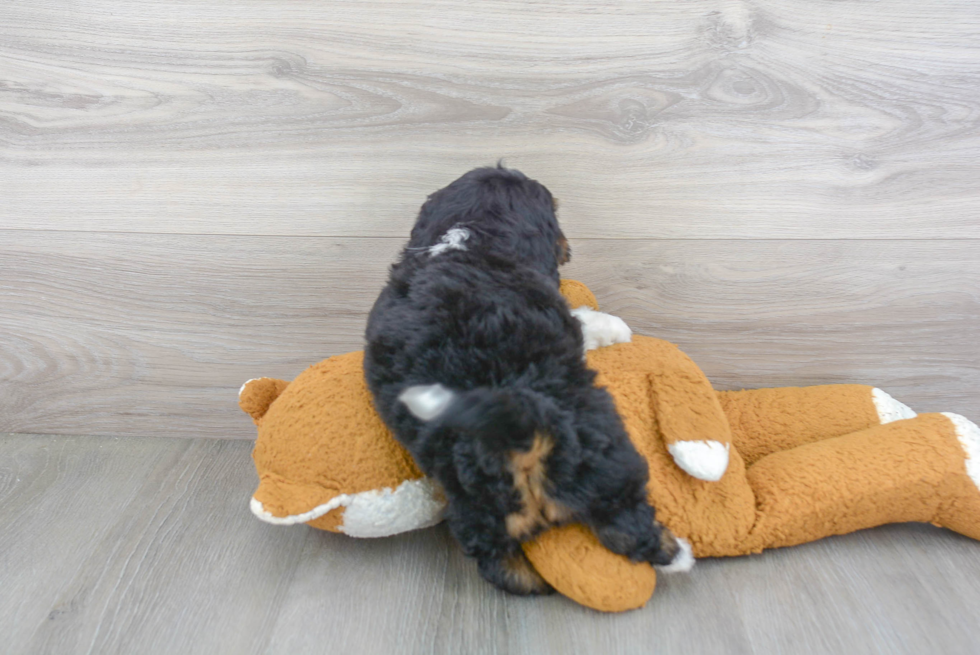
left=364, top=165, right=693, bottom=595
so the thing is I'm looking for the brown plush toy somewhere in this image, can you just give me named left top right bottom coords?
left=241, top=280, right=980, bottom=612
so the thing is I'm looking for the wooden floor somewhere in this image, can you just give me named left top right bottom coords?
left=2, top=0, right=979, bottom=653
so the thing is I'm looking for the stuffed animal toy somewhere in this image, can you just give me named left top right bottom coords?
left=241, top=280, right=980, bottom=612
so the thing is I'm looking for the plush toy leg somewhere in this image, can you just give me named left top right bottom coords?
left=742, top=413, right=980, bottom=553
left=717, top=385, right=915, bottom=466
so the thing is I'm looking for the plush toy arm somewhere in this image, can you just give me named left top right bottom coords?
left=559, top=279, right=600, bottom=310
left=647, top=344, right=733, bottom=482
left=560, top=279, right=634, bottom=354
left=523, top=524, right=658, bottom=612
left=558, top=280, right=727, bottom=480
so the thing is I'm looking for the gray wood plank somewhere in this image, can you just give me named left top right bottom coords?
left=265, top=524, right=758, bottom=655
left=0, top=231, right=400, bottom=439
left=2, top=0, right=978, bottom=238
left=0, top=433, right=309, bottom=655
left=729, top=526, right=980, bottom=655
left=0, top=434, right=190, bottom=651
left=2, top=232, right=977, bottom=439
left=2, top=434, right=979, bottom=655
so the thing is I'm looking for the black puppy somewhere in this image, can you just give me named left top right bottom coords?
left=364, top=165, right=691, bottom=595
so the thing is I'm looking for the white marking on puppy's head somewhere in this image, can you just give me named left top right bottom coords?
left=399, top=384, right=456, bottom=421
left=428, top=227, right=470, bottom=257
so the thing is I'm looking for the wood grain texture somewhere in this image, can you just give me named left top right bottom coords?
left=2, top=433, right=979, bottom=655
left=0, top=231, right=399, bottom=439
left=1, top=232, right=977, bottom=439
left=565, top=239, right=980, bottom=415
left=0, top=434, right=311, bottom=655
left=2, top=0, right=979, bottom=237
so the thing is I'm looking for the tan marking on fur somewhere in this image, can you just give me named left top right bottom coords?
left=657, top=522, right=681, bottom=561
left=501, top=552, right=551, bottom=594
left=557, top=237, right=571, bottom=265
left=544, top=500, right=573, bottom=524
left=506, top=433, right=570, bottom=540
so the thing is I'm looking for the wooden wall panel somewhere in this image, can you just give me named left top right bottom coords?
left=2, top=232, right=976, bottom=438
left=2, top=0, right=978, bottom=238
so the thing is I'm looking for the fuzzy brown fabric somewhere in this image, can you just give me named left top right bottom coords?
left=242, top=280, right=980, bottom=612
left=248, top=352, right=424, bottom=530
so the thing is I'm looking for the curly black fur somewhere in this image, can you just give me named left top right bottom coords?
left=364, top=165, right=679, bottom=595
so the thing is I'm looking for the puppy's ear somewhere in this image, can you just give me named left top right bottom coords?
left=398, top=384, right=456, bottom=421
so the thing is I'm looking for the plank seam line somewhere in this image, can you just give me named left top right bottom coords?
left=1, top=228, right=977, bottom=242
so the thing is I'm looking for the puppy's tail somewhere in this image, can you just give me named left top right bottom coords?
left=398, top=384, right=546, bottom=451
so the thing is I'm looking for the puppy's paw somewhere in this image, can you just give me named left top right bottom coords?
left=655, top=535, right=695, bottom=574
left=643, top=523, right=695, bottom=573
left=570, top=307, right=632, bottom=352
left=478, top=552, right=555, bottom=596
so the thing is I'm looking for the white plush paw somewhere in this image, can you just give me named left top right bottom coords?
left=656, top=537, right=695, bottom=574
left=943, top=412, right=980, bottom=492
left=667, top=440, right=730, bottom=482
left=872, top=388, right=917, bottom=423
left=570, top=307, right=633, bottom=352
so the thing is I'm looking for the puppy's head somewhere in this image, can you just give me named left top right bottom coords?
left=411, top=164, right=570, bottom=277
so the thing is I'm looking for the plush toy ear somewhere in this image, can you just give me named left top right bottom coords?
left=239, top=377, right=290, bottom=424
left=399, top=384, right=456, bottom=421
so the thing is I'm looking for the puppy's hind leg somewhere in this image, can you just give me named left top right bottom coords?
left=591, top=501, right=689, bottom=567
left=585, top=474, right=695, bottom=573
left=445, top=501, right=554, bottom=596
left=477, top=551, right=555, bottom=596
